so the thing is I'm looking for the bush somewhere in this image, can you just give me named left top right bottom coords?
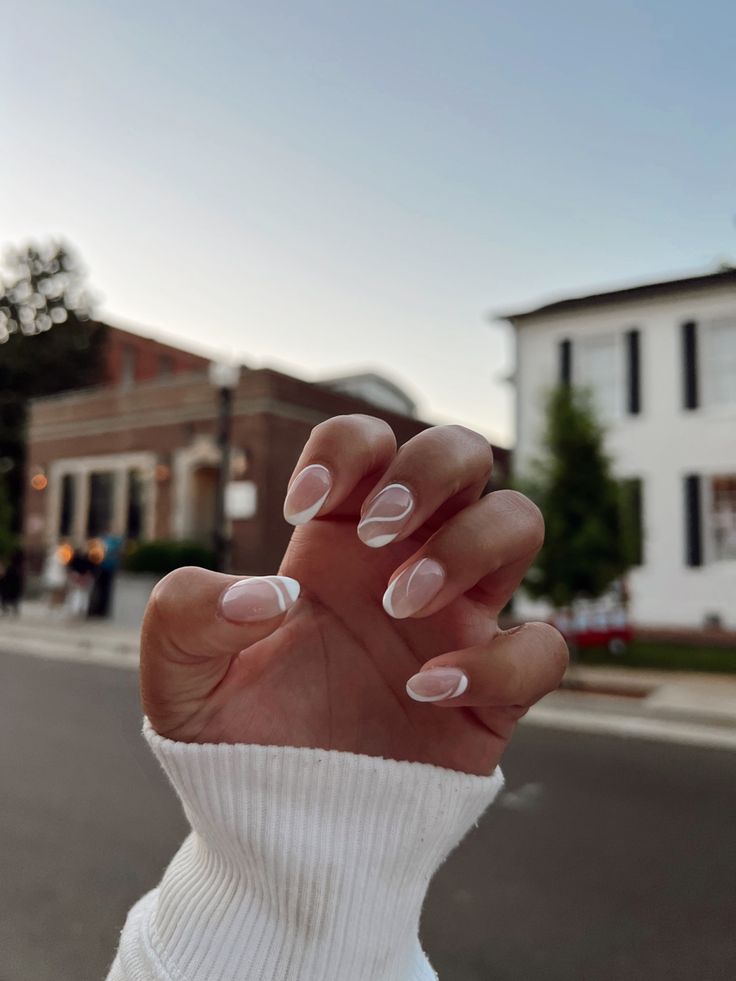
left=123, top=540, right=216, bottom=575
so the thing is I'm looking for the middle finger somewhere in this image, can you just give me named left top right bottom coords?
left=356, top=425, right=493, bottom=548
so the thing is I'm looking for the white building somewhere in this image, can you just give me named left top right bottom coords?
left=503, top=266, right=736, bottom=629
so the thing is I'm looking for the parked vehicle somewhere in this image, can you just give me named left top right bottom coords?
left=552, top=596, right=633, bottom=655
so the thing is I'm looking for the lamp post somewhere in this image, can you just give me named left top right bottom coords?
left=208, top=361, right=240, bottom=572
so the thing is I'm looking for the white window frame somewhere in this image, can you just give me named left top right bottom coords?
left=700, top=316, right=736, bottom=410
left=47, top=453, right=157, bottom=545
left=573, top=331, right=625, bottom=423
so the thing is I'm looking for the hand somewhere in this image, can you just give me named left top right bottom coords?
left=141, top=416, right=567, bottom=775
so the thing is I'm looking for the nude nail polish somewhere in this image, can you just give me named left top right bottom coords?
left=357, top=483, right=414, bottom=547
left=220, top=576, right=300, bottom=622
left=406, top=667, right=468, bottom=702
left=283, top=464, right=332, bottom=525
left=382, top=558, right=445, bottom=618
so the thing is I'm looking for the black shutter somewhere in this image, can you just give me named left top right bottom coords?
left=626, top=329, right=641, bottom=414
left=559, top=339, right=572, bottom=386
left=623, top=477, right=644, bottom=566
left=684, top=474, right=703, bottom=567
left=681, top=321, right=698, bottom=409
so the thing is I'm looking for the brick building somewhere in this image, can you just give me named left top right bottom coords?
left=99, top=323, right=210, bottom=386
left=24, top=364, right=510, bottom=576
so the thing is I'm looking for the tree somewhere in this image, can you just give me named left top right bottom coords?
left=522, top=384, right=638, bottom=610
left=0, top=241, right=107, bottom=532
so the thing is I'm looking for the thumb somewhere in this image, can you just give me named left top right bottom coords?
left=140, top=566, right=300, bottom=740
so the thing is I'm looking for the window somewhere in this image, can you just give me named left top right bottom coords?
left=701, top=318, right=736, bottom=408
left=710, top=475, right=736, bottom=561
left=59, top=473, right=76, bottom=537
left=87, top=472, right=115, bottom=537
left=121, top=345, right=137, bottom=388
left=574, top=334, right=622, bottom=421
left=159, top=355, right=174, bottom=377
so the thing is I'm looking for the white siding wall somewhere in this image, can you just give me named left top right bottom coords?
left=514, top=284, right=736, bottom=628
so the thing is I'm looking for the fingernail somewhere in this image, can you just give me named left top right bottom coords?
left=357, top=483, right=414, bottom=547
left=406, top=667, right=468, bottom=702
left=284, top=464, right=332, bottom=525
left=220, top=576, right=300, bottom=622
left=382, top=558, right=445, bottom=618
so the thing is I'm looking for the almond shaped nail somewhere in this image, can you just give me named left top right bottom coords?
left=406, top=667, right=468, bottom=702
left=283, top=464, right=332, bottom=525
left=220, top=575, right=300, bottom=622
left=357, top=483, right=414, bottom=547
left=382, top=558, right=445, bottom=618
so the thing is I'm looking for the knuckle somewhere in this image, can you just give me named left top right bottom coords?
left=148, top=566, right=200, bottom=620
left=414, top=424, right=493, bottom=478
left=534, top=622, right=570, bottom=680
left=313, top=413, right=396, bottom=449
left=495, top=490, right=545, bottom=549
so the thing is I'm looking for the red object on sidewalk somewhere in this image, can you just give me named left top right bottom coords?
left=552, top=604, right=633, bottom=654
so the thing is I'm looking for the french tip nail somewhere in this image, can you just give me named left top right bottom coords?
left=382, top=579, right=399, bottom=618
left=280, top=576, right=301, bottom=602
left=220, top=575, right=300, bottom=622
left=359, top=530, right=398, bottom=548
left=406, top=668, right=468, bottom=702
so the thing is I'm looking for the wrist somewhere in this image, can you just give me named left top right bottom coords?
left=136, top=718, right=504, bottom=981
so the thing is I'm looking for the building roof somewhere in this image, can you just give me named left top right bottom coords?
left=317, top=370, right=418, bottom=417
left=497, top=265, right=736, bottom=323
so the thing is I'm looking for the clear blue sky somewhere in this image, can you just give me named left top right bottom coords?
left=3, top=0, right=735, bottom=445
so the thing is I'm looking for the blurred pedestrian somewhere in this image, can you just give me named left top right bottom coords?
left=0, top=548, right=24, bottom=615
left=66, top=544, right=94, bottom=618
left=43, top=541, right=72, bottom=614
left=89, top=530, right=124, bottom=618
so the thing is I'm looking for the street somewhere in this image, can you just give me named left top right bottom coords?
left=1, top=650, right=734, bottom=981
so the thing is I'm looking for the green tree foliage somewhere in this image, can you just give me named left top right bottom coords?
left=522, top=384, right=639, bottom=609
left=0, top=241, right=107, bottom=531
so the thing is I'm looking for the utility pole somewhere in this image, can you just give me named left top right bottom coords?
left=208, top=361, right=240, bottom=572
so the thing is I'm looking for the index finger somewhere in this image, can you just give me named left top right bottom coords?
left=283, top=414, right=397, bottom=524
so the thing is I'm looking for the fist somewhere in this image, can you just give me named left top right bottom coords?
left=141, top=416, right=567, bottom=775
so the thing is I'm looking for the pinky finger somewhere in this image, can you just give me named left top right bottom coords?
left=406, top=622, right=568, bottom=708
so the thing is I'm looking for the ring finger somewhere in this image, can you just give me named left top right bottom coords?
left=381, top=489, right=545, bottom=620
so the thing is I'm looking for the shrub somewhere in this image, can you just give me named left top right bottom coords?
left=123, top=539, right=216, bottom=575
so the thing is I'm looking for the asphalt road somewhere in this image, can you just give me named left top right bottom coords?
left=2, top=650, right=734, bottom=981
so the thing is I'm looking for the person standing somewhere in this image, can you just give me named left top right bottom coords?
left=89, top=531, right=124, bottom=618
left=66, top=545, right=94, bottom=618
left=0, top=549, right=24, bottom=615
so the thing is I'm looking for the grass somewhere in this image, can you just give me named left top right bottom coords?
left=573, top=640, right=736, bottom=675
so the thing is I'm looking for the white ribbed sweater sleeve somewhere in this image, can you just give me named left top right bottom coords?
left=106, top=718, right=504, bottom=981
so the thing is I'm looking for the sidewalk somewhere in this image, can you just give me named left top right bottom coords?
left=526, top=663, right=736, bottom=750
left=0, top=600, right=139, bottom=669
left=2, top=602, right=736, bottom=750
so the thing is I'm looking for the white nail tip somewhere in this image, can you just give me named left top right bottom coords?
left=406, top=673, right=468, bottom=703
left=382, top=577, right=399, bottom=617
left=364, top=532, right=398, bottom=548
left=284, top=488, right=330, bottom=525
left=276, top=576, right=301, bottom=603
left=251, top=575, right=300, bottom=610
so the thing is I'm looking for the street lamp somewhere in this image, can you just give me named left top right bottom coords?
left=208, top=360, right=240, bottom=572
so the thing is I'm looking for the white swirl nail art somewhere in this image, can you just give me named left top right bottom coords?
left=265, top=576, right=300, bottom=610
left=357, top=483, right=414, bottom=547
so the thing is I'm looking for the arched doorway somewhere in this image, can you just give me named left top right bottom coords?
left=189, top=465, right=219, bottom=546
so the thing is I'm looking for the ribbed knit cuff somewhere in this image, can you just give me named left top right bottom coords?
left=122, top=719, right=504, bottom=981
